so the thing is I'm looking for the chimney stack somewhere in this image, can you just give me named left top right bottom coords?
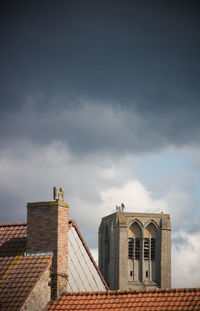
left=26, top=187, right=69, bottom=300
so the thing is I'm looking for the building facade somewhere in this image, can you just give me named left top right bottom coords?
left=98, top=212, right=171, bottom=290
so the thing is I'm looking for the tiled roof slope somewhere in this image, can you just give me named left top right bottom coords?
left=48, top=288, right=200, bottom=311
left=0, top=223, right=52, bottom=310
left=0, top=223, right=26, bottom=257
left=0, top=253, right=52, bottom=310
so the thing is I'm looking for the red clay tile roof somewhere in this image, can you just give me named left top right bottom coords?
left=0, top=223, right=52, bottom=310
left=0, top=254, right=52, bottom=310
left=48, top=288, right=200, bottom=311
left=0, top=222, right=26, bottom=257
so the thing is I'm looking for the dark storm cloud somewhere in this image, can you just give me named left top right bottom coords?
left=0, top=189, right=26, bottom=223
left=1, top=1, right=200, bottom=104
left=0, top=96, right=200, bottom=156
left=1, top=0, right=200, bottom=153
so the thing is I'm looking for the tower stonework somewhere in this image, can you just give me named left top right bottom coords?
left=98, top=212, right=171, bottom=290
left=27, top=199, right=69, bottom=300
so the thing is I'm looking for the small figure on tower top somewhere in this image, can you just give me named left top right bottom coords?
left=115, top=205, right=120, bottom=212
left=121, top=203, right=125, bottom=212
left=115, top=203, right=125, bottom=212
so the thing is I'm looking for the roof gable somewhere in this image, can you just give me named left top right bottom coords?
left=68, top=221, right=107, bottom=291
left=68, top=220, right=108, bottom=291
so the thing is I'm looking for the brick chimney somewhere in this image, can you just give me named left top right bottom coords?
left=26, top=187, right=69, bottom=300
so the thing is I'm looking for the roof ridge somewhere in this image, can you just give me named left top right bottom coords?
left=1, top=219, right=75, bottom=227
left=0, top=222, right=27, bottom=227
left=62, top=287, right=200, bottom=296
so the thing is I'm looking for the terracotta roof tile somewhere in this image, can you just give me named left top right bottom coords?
left=0, top=223, right=26, bottom=257
left=48, top=288, right=200, bottom=311
left=0, top=252, right=52, bottom=310
left=0, top=223, right=52, bottom=310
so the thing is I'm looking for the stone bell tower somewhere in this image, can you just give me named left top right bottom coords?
left=98, top=211, right=171, bottom=290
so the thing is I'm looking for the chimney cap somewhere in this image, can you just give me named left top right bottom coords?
left=53, top=186, right=64, bottom=201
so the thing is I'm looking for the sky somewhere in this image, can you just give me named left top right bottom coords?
left=1, top=0, right=200, bottom=288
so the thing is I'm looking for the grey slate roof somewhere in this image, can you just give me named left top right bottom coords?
left=68, top=220, right=108, bottom=292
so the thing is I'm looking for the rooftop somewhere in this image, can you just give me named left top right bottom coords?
left=0, top=222, right=52, bottom=310
left=0, top=220, right=107, bottom=309
left=48, top=288, right=200, bottom=311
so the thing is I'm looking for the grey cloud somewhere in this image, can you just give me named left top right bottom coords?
left=148, top=170, right=200, bottom=236
left=1, top=1, right=200, bottom=112
left=1, top=97, right=200, bottom=158
left=1, top=1, right=200, bottom=154
left=0, top=190, right=26, bottom=223
left=0, top=141, right=130, bottom=247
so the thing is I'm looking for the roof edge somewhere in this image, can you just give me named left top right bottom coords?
left=61, top=287, right=200, bottom=296
left=0, top=222, right=27, bottom=227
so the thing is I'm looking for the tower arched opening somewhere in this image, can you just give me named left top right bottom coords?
left=144, top=222, right=158, bottom=283
left=128, top=221, right=142, bottom=282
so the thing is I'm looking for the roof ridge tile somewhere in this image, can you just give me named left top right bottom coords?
left=0, top=222, right=27, bottom=227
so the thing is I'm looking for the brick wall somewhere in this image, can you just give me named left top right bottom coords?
left=26, top=201, right=69, bottom=299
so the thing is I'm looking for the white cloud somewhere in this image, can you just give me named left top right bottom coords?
left=0, top=140, right=200, bottom=288
left=172, top=232, right=200, bottom=288
left=100, top=180, right=167, bottom=214
left=90, top=248, right=98, bottom=265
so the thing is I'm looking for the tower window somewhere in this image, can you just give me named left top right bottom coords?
left=135, top=238, right=140, bottom=260
left=128, top=238, right=134, bottom=259
left=144, top=238, right=149, bottom=260
left=129, top=238, right=140, bottom=260
left=151, top=238, right=156, bottom=260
